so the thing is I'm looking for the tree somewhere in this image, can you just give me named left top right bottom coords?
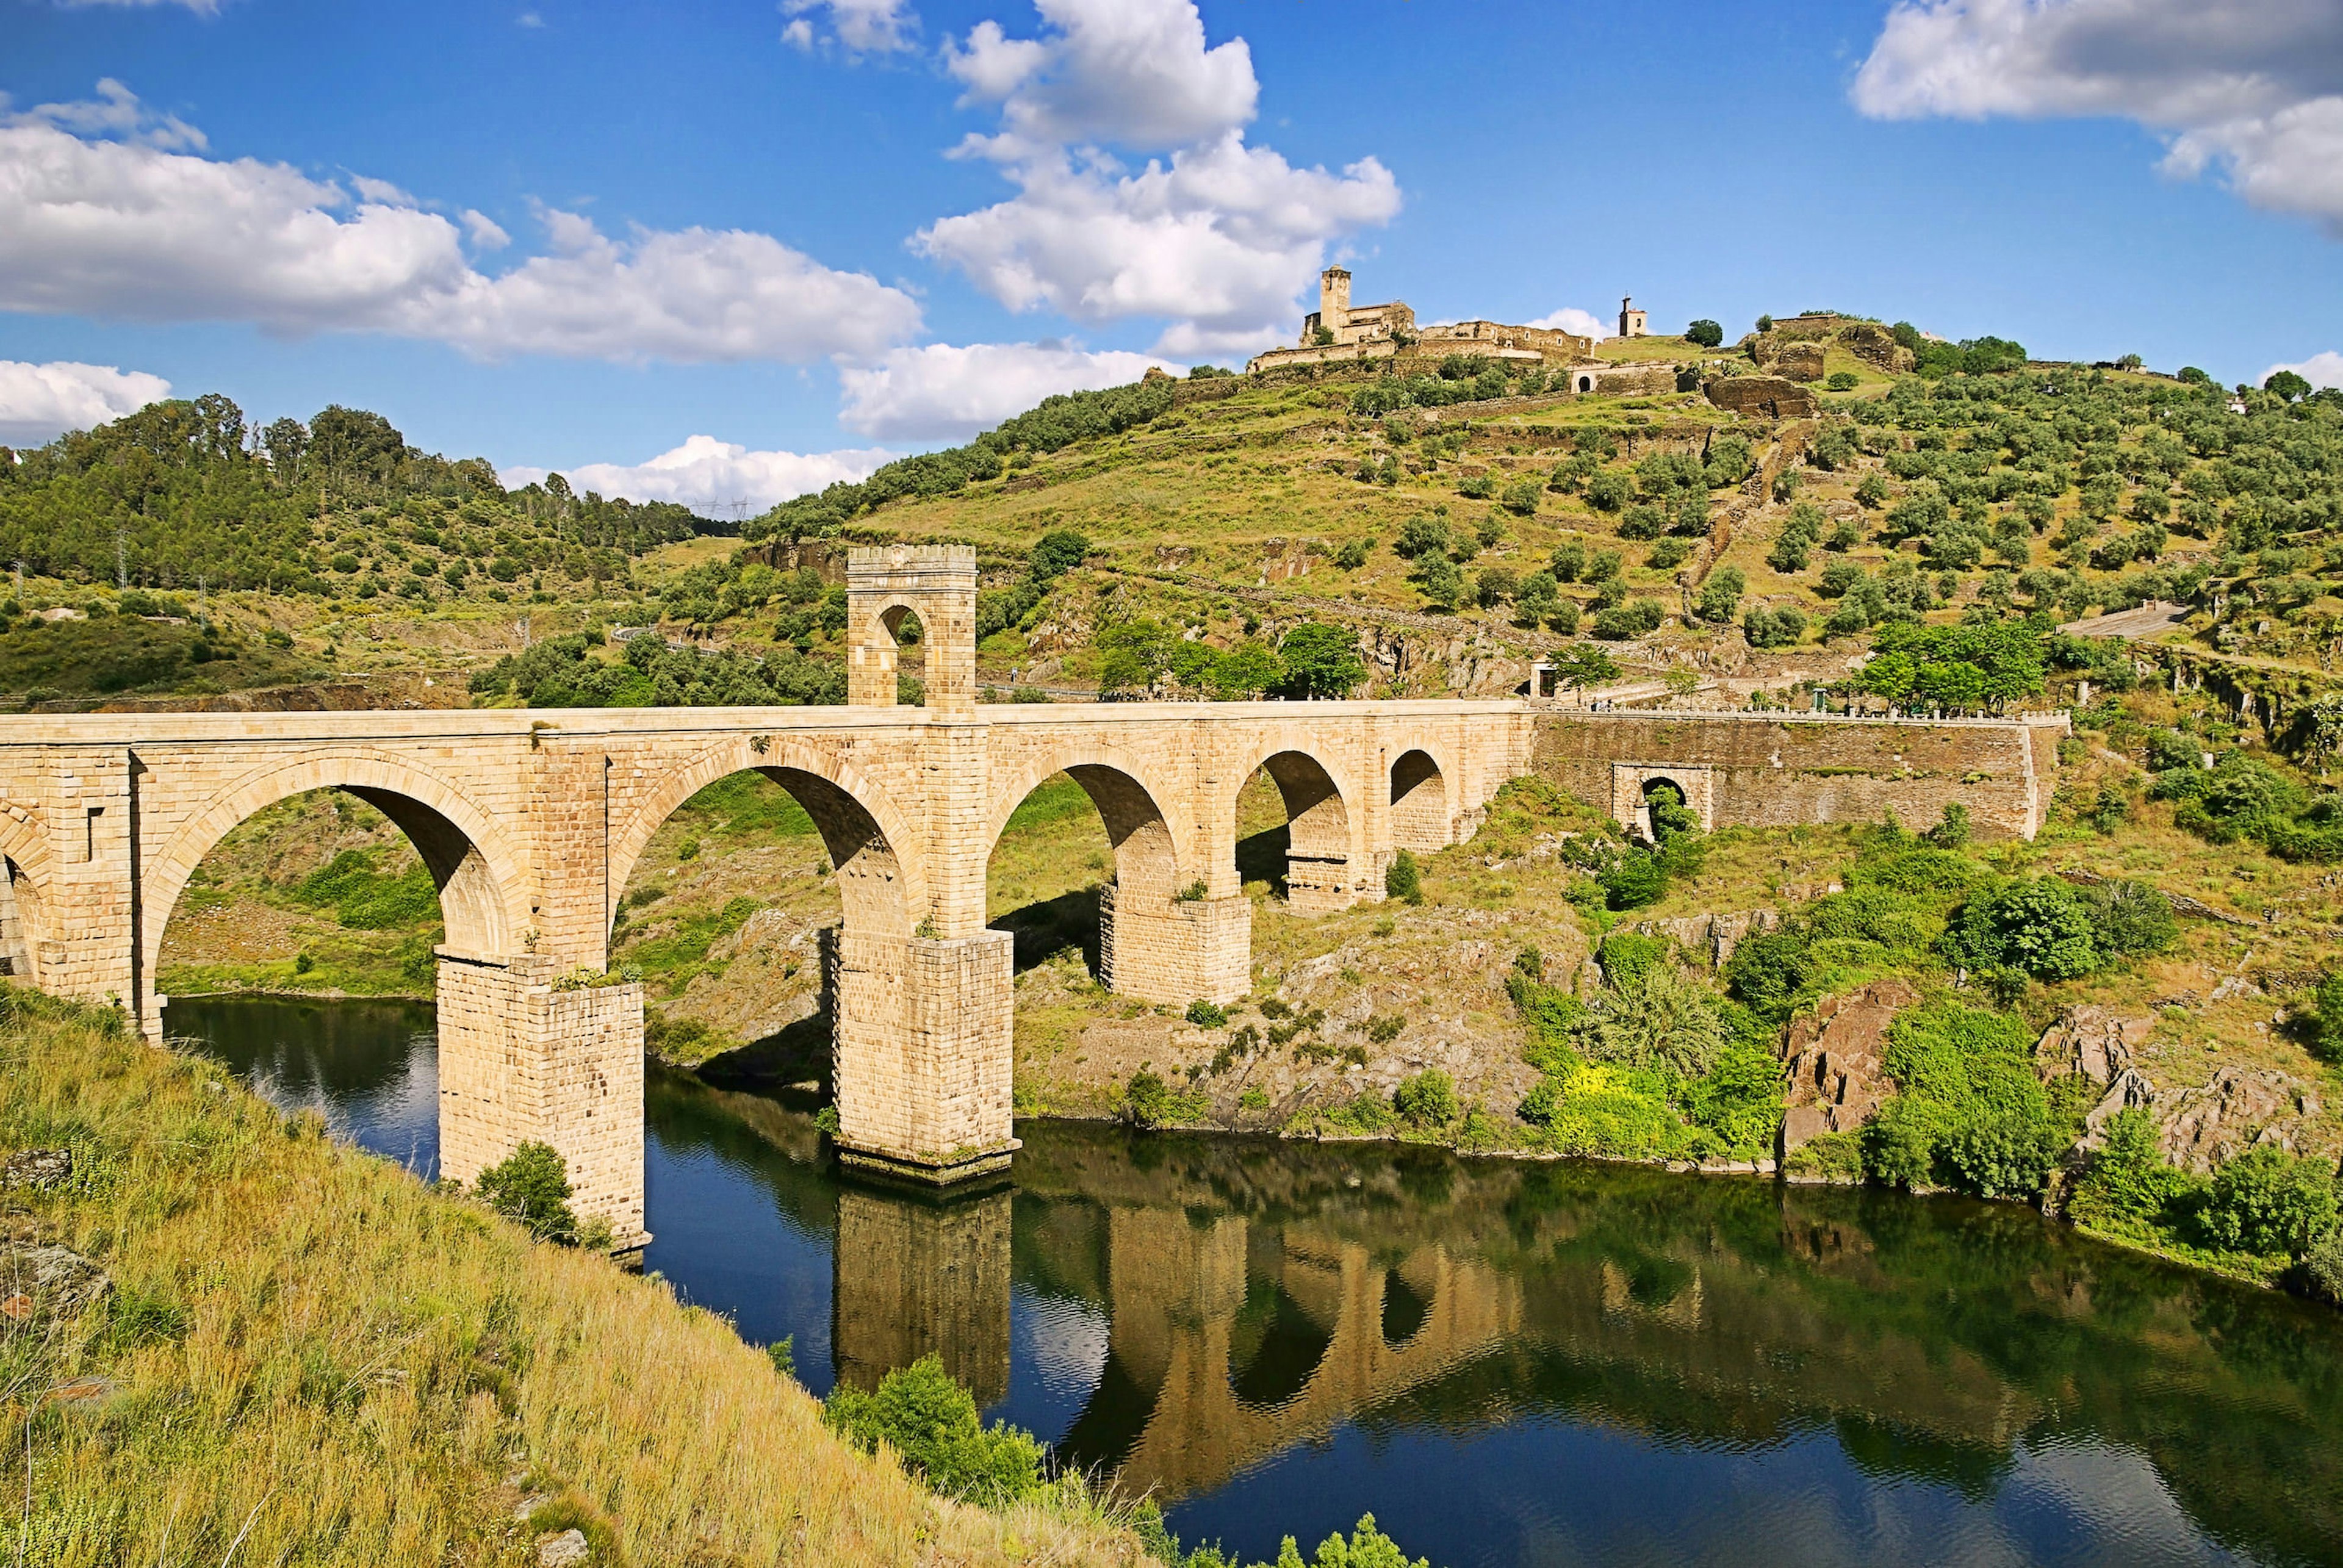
left=475, top=1142, right=579, bottom=1242
left=1695, top=567, right=1744, bottom=624
left=1550, top=643, right=1619, bottom=691
left=1415, top=551, right=1462, bottom=613
left=1685, top=319, right=1724, bottom=348
left=2264, top=369, right=2312, bottom=403
left=1208, top=640, right=1283, bottom=699
left=1513, top=569, right=1561, bottom=627
left=1855, top=621, right=2046, bottom=714
left=1276, top=621, right=1366, bottom=699
left=1028, top=528, right=1090, bottom=577
left=1943, top=877, right=2100, bottom=980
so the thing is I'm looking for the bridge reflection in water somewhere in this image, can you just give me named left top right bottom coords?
left=170, top=999, right=2343, bottom=1568
left=832, top=1173, right=1525, bottom=1501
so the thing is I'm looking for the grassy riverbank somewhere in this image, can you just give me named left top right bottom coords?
left=0, top=990, right=1146, bottom=1567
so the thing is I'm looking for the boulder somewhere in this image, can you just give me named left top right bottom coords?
left=1, top=1149, right=70, bottom=1189
left=1778, top=979, right=1919, bottom=1149
left=1705, top=376, right=1819, bottom=420
left=1630, top=909, right=1780, bottom=968
left=0, top=1241, right=111, bottom=1319
left=2033, top=1006, right=2154, bottom=1087
left=537, top=1530, right=591, bottom=1568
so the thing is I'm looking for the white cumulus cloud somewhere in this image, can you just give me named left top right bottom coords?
left=2265, top=350, right=2343, bottom=390
left=0, top=82, right=922, bottom=362
left=0, top=359, right=173, bottom=447
left=500, top=436, right=897, bottom=513
left=838, top=340, right=1172, bottom=441
left=781, top=0, right=916, bottom=54
left=1852, top=0, right=2343, bottom=234
left=1527, top=306, right=1610, bottom=341
left=919, top=0, right=1399, bottom=355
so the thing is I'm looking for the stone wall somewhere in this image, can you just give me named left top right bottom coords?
left=1705, top=375, right=1820, bottom=419
left=1532, top=711, right=2065, bottom=840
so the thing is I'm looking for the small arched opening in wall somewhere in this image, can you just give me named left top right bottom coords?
left=606, top=760, right=918, bottom=1079
left=1388, top=749, right=1449, bottom=854
left=983, top=763, right=1180, bottom=984
left=1639, top=775, right=1693, bottom=844
left=1576, top=372, right=1596, bottom=394
left=1236, top=750, right=1354, bottom=911
left=1380, top=1266, right=1432, bottom=1350
left=149, top=769, right=523, bottom=1047
left=877, top=603, right=930, bottom=708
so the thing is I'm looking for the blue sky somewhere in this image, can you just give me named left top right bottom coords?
left=4, top=0, right=2341, bottom=510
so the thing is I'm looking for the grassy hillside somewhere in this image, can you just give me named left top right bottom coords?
left=0, top=990, right=1150, bottom=1566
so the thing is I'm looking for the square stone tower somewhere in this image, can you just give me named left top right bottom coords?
left=1619, top=296, right=1648, bottom=338
left=846, top=544, right=978, bottom=713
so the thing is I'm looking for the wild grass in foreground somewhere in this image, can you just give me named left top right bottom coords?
left=0, top=987, right=1143, bottom=1566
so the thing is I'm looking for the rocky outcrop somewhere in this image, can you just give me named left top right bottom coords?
left=2032, top=1006, right=2153, bottom=1086
left=1777, top=980, right=1918, bottom=1150
left=1629, top=908, right=1780, bottom=968
left=2154, top=1067, right=2325, bottom=1173
left=1837, top=322, right=1914, bottom=374
left=1751, top=336, right=1826, bottom=383
left=1705, top=376, right=1819, bottom=420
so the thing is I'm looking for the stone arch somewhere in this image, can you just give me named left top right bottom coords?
left=1387, top=747, right=1450, bottom=853
left=0, top=807, right=52, bottom=989
left=1231, top=746, right=1358, bottom=912
left=1576, top=372, right=1596, bottom=393
left=1610, top=762, right=1715, bottom=840
left=142, top=751, right=531, bottom=1002
left=982, top=748, right=1189, bottom=907
left=1380, top=1265, right=1431, bottom=1349
left=609, top=736, right=925, bottom=940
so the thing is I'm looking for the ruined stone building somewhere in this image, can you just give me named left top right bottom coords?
left=1248, top=268, right=1593, bottom=374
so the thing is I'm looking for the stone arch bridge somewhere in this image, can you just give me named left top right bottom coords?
left=0, top=547, right=2060, bottom=1245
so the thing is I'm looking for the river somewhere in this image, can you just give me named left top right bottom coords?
left=168, top=994, right=2343, bottom=1568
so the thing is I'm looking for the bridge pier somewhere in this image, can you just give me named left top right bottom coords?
left=434, top=951, right=649, bottom=1249
left=1098, top=885, right=1251, bottom=1006
left=827, top=927, right=1018, bottom=1184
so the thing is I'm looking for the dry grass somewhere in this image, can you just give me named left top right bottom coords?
left=0, top=996, right=1143, bottom=1566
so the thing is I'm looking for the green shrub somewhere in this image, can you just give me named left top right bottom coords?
left=1579, top=963, right=1730, bottom=1079
left=2079, top=879, right=2178, bottom=958
left=2068, top=1108, right=2203, bottom=1232
left=1863, top=1001, right=2054, bottom=1196
left=1827, top=371, right=1859, bottom=392
left=475, top=1142, right=578, bottom=1243
left=2200, top=1145, right=2340, bottom=1257
left=1598, top=847, right=1668, bottom=910
left=1723, top=929, right=1814, bottom=1024
left=1685, top=319, right=1724, bottom=348
left=1121, top=1069, right=1206, bottom=1129
left=1185, top=1000, right=1229, bottom=1027
left=1942, top=877, right=2100, bottom=980
left=824, top=1355, right=1046, bottom=1505
left=1384, top=849, right=1423, bottom=905
left=1392, top=1070, right=1460, bottom=1129
left=2302, top=1232, right=2343, bottom=1306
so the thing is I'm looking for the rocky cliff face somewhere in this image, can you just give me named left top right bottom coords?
left=1778, top=980, right=1918, bottom=1150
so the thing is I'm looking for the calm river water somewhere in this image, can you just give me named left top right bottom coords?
left=169, top=994, right=2343, bottom=1568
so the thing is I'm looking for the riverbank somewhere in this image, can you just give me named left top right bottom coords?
left=0, top=990, right=1148, bottom=1566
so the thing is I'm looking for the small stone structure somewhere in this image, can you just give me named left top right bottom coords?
left=1618, top=296, right=1648, bottom=338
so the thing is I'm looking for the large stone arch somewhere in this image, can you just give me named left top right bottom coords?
left=1229, top=743, right=1361, bottom=912
left=0, top=805, right=52, bottom=988
left=1387, top=744, right=1454, bottom=854
left=142, top=750, right=531, bottom=999
left=981, top=746, right=1190, bottom=907
left=608, top=736, right=926, bottom=942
